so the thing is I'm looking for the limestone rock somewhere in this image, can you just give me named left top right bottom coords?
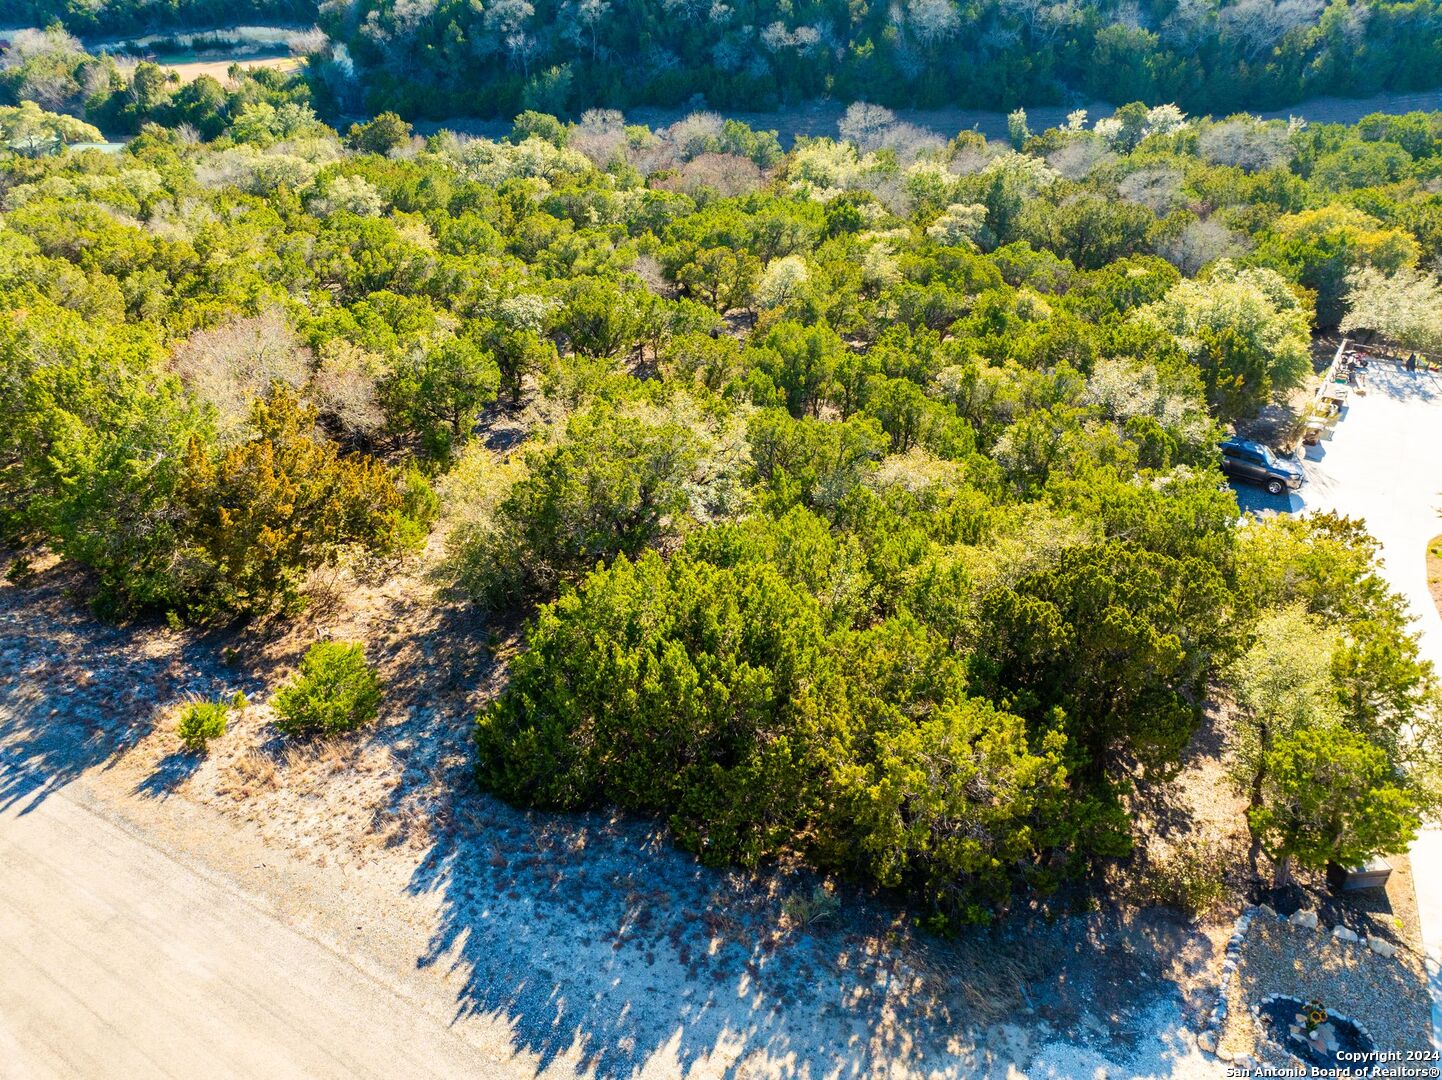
left=1289, top=909, right=1318, bottom=929
left=1333, top=925, right=1359, bottom=942
left=1369, top=937, right=1398, bottom=958
left=1197, top=1030, right=1217, bottom=1053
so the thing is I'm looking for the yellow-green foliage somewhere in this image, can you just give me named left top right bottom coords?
left=1133, top=843, right=1228, bottom=917
left=272, top=642, right=383, bottom=737
left=178, top=389, right=408, bottom=615
left=177, top=698, right=231, bottom=752
left=4, top=96, right=1440, bottom=929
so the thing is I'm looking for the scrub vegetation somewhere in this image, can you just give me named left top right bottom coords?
left=2, top=80, right=1441, bottom=928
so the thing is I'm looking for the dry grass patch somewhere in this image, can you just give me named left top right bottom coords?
left=228, top=749, right=280, bottom=796
left=1111, top=698, right=1252, bottom=920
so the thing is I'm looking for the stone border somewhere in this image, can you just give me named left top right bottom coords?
left=1248, top=993, right=1375, bottom=1070
left=1196, top=906, right=1253, bottom=1062
left=1196, top=904, right=1404, bottom=1067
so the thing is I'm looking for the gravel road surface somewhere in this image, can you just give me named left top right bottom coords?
left=0, top=760, right=513, bottom=1080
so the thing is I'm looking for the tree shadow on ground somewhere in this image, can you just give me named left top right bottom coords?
left=1, top=551, right=1219, bottom=1078
left=0, top=578, right=158, bottom=814
left=333, top=565, right=1223, bottom=1078
left=1129, top=699, right=1238, bottom=843
left=1249, top=859, right=1418, bottom=953
left=1365, top=363, right=1442, bottom=404
left=0, top=557, right=267, bottom=815
left=401, top=775, right=1215, bottom=1079
left=404, top=801, right=934, bottom=1078
left=133, top=749, right=205, bottom=800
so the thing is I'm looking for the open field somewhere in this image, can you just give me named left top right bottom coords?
left=159, top=53, right=301, bottom=85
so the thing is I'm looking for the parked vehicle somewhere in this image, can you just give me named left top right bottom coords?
left=1220, top=437, right=1304, bottom=496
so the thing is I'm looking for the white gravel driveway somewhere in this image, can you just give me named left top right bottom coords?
left=1233, top=361, right=1442, bottom=1047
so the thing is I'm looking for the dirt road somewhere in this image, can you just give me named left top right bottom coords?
left=0, top=761, right=511, bottom=1080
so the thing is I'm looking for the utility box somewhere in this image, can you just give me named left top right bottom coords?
left=1326, top=858, right=1393, bottom=893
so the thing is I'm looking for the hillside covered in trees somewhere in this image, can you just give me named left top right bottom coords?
left=0, top=0, right=318, bottom=36
left=4, top=88, right=1442, bottom=928
left=311, top=0, right=1442, bottom=118
left=12, top=0, right=1442, bottom=119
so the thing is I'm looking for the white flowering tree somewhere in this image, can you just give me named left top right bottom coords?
left=839, top=102, right=897, bottom=151
left=0, top=101, right=102, bottom=157
left=1340, top=266, right=1442, bottom=354
left=756, top=256, right=811, bottom=310
left=310, top=174, right=386, bottom=216
left=926, top=203, right=989, bottom=246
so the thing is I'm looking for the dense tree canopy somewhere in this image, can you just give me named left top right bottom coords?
left=2, top=95, right=1438, bottom=926
left=296, top=0, right=1442, bottom=121
left=6, top=0, right=316, bottom=35
left=17, top=0, right=1442, bottom=123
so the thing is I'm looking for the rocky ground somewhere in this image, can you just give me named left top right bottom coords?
left=0, top=547, right=1241, bottom=1078
left=5, top=533, right=1433, bottom=1077
left=1218, top=914, right=1432, bottom=1065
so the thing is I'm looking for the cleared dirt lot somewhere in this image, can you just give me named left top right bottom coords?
left=159, top=54, right=302, bottom=85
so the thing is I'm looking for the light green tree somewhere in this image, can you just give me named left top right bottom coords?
left=1228, top=606, right=1342, bottom=814
left=0, top=101, right=102, bottom=156
left=755, top=255, right=810, bottom=311
left=926, top=203, right=988, bottom=247
left=1006, top=108, right=1030, bottom=149
left=1340, top=265, right=1442, bottom=354
left=1249, top=724, right=1418, bottom=886
left=1257, top=205, right=1419, bottom=327
left=383, top=335, right=500, bottom=459
left=1134, top=261, right=1311, bottom=419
